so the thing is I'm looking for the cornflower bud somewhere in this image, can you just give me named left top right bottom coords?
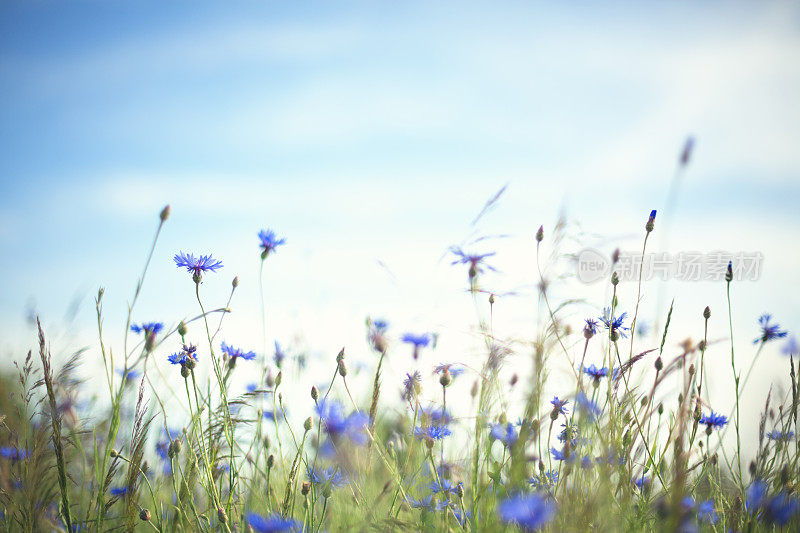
left=177, top=321, right=188, bottom=337
left=338, top=360, right=347, bottom=377
left=688, top=364, right=695, bottom=377
left=304, top=417, right=313, bottom=432
left=160, top=204, right=171, bottom=221
left=611, top=248, right=620, bottom=265
left=302, top=481, right=311, bottom=496
left=536, top=226, right=544, bottom=243
left=489, top=293, right=495, bottom=305
left=646, top=210, right=656, bottom=233
left=110, top=449, right=119, bottom=458
left=267, top=454, right=275, bottom=468
left=232, top=276, right=239, bottom=288
left=439, top=368, right=452, bottom=388
left=725, top=261, right=733, bottom=283
left=611, top=271, right=619, bottom=286
left=336, top=348, right=345, bottom=363
left=703, top=306, right=711, bottom=320
left=140, top=509, right=151, bottom=521
left=311, top=386, right=319, bottom=402
left=275, top=371, right=282, bottom=387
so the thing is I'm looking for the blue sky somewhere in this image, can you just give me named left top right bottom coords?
left=1, top=1, right=799, bottom=440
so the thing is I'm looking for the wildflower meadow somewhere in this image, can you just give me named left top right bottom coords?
left=1, top=193, right=798, bottom=532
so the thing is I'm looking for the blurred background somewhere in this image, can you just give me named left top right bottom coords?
left=1, top=1, right=799, bottom=449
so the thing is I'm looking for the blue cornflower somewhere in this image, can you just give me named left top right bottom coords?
left=599, top=308, right=630, bottom=339
left=783, top=336, right=798, bottom=356
left=450, top=508, right=470, bottom=526
left=406, top=494, right=436, bottom=509
left=0, top=447, right=28, bottom=461
left=582, top=364, right=608, bottom=379
left=403, top=333, right=431, bottom=360
left=167, top=344, right=198, bottom=365
left=402, top=371, right=422, bottom=400
left=130, top=322, right=164, bottom=336
left=373, top=319, right=389, bottom=332
left=557, top=423, right=578, bottom=447
left=428, top=478, right=458, bottom=494
left=490, top=423, right=518, bottom=447
left=583, top=318, right=599, bottom=338
left=434, top=363, right=465, bottom=378
left=173, top=252, right=223, bottom=277
left=110, top=487, right=127, bottom=497
left=315, top=399, right=369, bottom=446
left=273, top=341, right=286, bottom=368
left=550, top=396, right=569, bottom=416
left=768, top=429, right=794, bottom=442
left=699, top=411, right=728, bottom=431
left=258, top=229, right=286, bottom=257
left=633, top=476, right=650, bottom=490
left=116, top=368, right=142, bottom=382
left=754, top=314, right=788, bottom=344
left=697, top=500, right=718, bottom=524
left=575, top=393, right=601, bottom=420
left=449, top=247, right=497, bottom=276
left=221, top=342, right=257, bottom=363
left=307, top=466, right=347, bottom=488
left=551, top=447, right=567, bottom=462
left=747, top=480, right=800, bottom=526
left=246, top=512, right=301, bottom=532
left=498, top=493, right=557, bottom=530
left=420, top=406, right=452, bottom=425
left=763, top=492, right=800, bottom=526
left=414, top=425, right=451, bottom=441
left=530, top=470, right=558, bottom=489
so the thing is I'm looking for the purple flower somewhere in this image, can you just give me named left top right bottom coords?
left=173, top=252, right=223, bottom=277
left=767, top=429, right=794, bottom=442
left=221, top=342, right=257, bottom=362
left=498, top=493, right=557, bottom=530
left=599, top=308, right=630, bottom=339
left=583, top=364, right=608, bottom=379
left=109, top=487, right=127, bottom=497
left=420, top=405, right=452, bottom=425
left=633, top=476, right=650, bottom=490
left=583, top=318, right=599, bottom=338
left=414, top=425, right=451, bottom=440
left=315, top=399, right=368, bottom=446
left=246, top=512, right=301, bottom=532
left=699, top=411, right=728, bottom=430
left=490, top=423, right=518, bottom=447
left=550, top=397, right=569, bottom=416
left=754, top=314, right=788, bottom=344
left=0, top=447, right=29, bottom=461
left=402, top=371, right=422, bottom=400
left=449, top=247, right=497, bottom=276
left=402, top=333, right=431, bottom=360
left=428, top=478, right=458, bottom=494
left=258, top=229, right=286, bottom=256
left=130, top=322, right=163, bottom=336
left=575, top=392, right=601, bottom=420
left=168, top=344, right=198, bottom=365
left=783, top=336, right=799, bottom=357
left=307, top=466, right=347, bottom=488
left=434, top=363, right=465, bottom=378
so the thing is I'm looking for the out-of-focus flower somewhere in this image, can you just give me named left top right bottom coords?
left=497, top=493, right=557, bottom=530
left=414, top=425, right=451, bottom=440
left=599, top=308, right=630, bottom=339
left=258, top=229, right=286, bottom=257
left=490, top=423, right=518, bottom=447
left=130, top=322, right=163, bottom=336
left=754, top=314, right=788, bottom=344
left=246, top=512, right=301, bottom=532
left=221, top=342, right=257, bottom=363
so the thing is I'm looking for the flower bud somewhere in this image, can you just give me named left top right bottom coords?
left=611, top=271, right=619, bottom=286
left=232, top=276, right=239, bottom=288
left=177, top=321, right=188, bottom=337
left=338, top=361, right=347, bottom=378
left=536, top=225, right=544, bottom=243
left=160, top=204, right=171, bottom=221
left=140, top=508, right=151, bottom=521
left=657, top=403, right=663, bottom=416
left=180, top=365, right=190, bottom=378
left=98, top=287, right=105, bottom=300
left=336, top=348, right=345, bottom=363
left=275, top=371, right=282, bottom=388
left=263, top=435, right=270, bottom=450
left=646, top=210, right=656, bottom=233
left=725, top=261, right=733, bottom=283
left=456, top=483, right=464, bottom=498
left=311, top=386, right=319, bottom=402
left=510, top=374, right=518, bottom=387
left=654, top=357, right=663, bottom=372
left=489, top=293, right=495, bottom=305
left=267, top=454, right=275, bottom=468
left=688, top=364, right=695, bottom=377
left=110, top=449, right=119, bottom=458
left=168, top=439, right=181, bottom=458
left=439, top=368, right=452, bottom=388
left=304, top=417, right=313, bottom=432
left=302, top=481, right=311, bottom=496
left=703, top=306, right=711, bottom=320
left=611, top=248, right=620, bottom=265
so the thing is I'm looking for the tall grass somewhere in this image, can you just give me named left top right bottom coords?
left=0, top=200, right=797, bottom=533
